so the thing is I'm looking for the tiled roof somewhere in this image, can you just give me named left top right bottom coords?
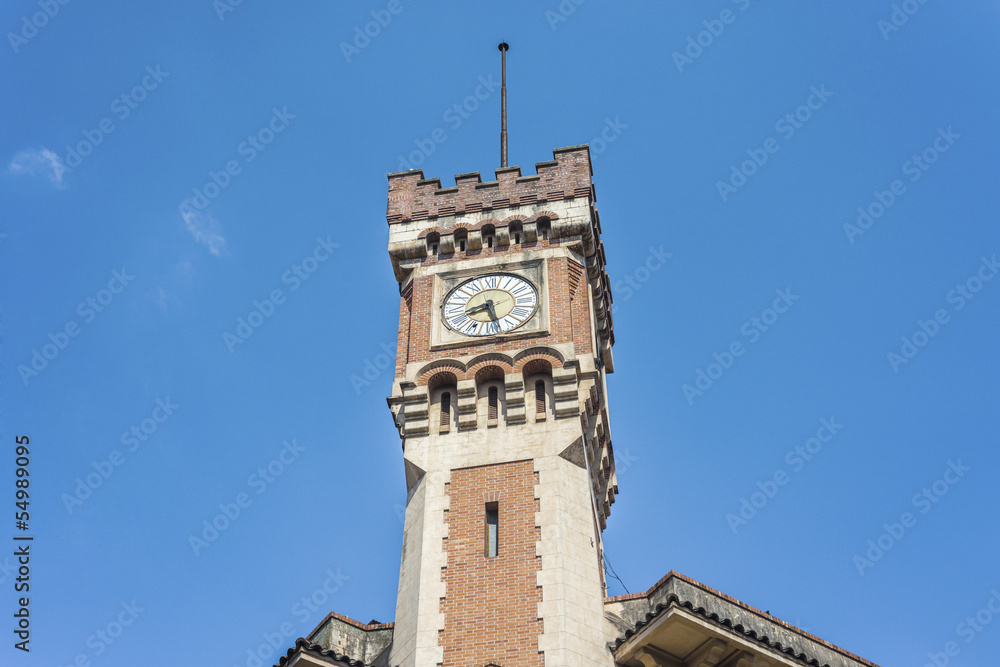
left=607, top=571, right=879, bottom=667
left=273, top=637, right=371, bottom=667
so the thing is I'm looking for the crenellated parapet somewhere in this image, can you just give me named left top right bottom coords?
left=386, top=145, right=594, bottom=224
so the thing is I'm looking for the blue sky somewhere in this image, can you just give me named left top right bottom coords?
left=2, top=1, right=999, bottom=665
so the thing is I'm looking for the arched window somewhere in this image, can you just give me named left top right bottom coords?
left=488, top=386, right=499, bottom=420
left=509, top=221, right=523, bottom=245
left=482, top=224, right=495, bottom=249
left=426, top=232, right=440, bottom=255
left=523, top=359, right=553, bottom=423
left=476, top=367, right=505, bottom=428
left=537, top=217, right=551, bottom=241
left=429, top=371, right=458, bottom=434
left=440, top=391, right=451, bottom=428
left=454, top=228, right=468, bottom=252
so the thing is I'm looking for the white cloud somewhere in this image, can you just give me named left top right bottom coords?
left=173, top=259, right=195, bottom=276
left=179, top=205, right=226, bottom=256
left=155, top=286, right=172, bottom=313
left=8, top=147, right=67, bottom=187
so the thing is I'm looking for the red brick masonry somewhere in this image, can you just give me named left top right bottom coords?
left=441, top=461, right=543, bottom=667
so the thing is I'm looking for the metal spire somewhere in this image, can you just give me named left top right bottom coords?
left=499, top=42, right=509, bottom=167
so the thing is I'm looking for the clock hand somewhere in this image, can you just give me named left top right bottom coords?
left=486, top=300, right=498, bottom=321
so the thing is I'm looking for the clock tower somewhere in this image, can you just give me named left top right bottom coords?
left=278, top=62, right=881, bottom=667
left=384, top=144, right=619, bottom=667
left=278, top=49, right=879, bottom=667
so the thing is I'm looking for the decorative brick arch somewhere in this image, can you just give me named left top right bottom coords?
left=525, top=211, right=560, bottom=224
left=417, top=361, right=464, bottom=389
left=466, top=354, right=514, bottom=383
left=465, top=352, right=514, bottom=380
left=500, top=214, right=524, bottom=227
left=418, top=226, right=448, bottom=240
left=472, top=218, right=502, bottom=231
left=512, top=349, right=563, bottom=376
left=424, top=370, right=460, bottom=392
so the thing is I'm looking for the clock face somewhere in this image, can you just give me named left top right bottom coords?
left=442, top=273, right=539, bottom=337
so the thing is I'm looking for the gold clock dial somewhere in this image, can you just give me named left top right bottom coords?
left=442, top=273, right=538, bottom=337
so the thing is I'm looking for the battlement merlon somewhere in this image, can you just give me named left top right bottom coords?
left=385, top=145, right=595, bottom=224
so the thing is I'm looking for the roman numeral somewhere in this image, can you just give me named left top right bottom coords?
left=515, top=296, right=534, bottom=305
left=511, top=307, right=530, bottom=318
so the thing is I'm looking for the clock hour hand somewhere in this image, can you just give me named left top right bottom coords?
left=467, top=301, right=491, bottom=315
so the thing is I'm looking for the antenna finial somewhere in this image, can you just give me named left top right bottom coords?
left=499, top=42, right=509, bottom=168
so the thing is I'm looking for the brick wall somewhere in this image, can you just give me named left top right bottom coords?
left=396, top=282, right=413, bottom=377
left=440, top=460, right=543, bottom=667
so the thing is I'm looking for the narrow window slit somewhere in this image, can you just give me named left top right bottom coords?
left=440, top=392, right=451, bottom=428
left=485, top=503, right=499, bottom=557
